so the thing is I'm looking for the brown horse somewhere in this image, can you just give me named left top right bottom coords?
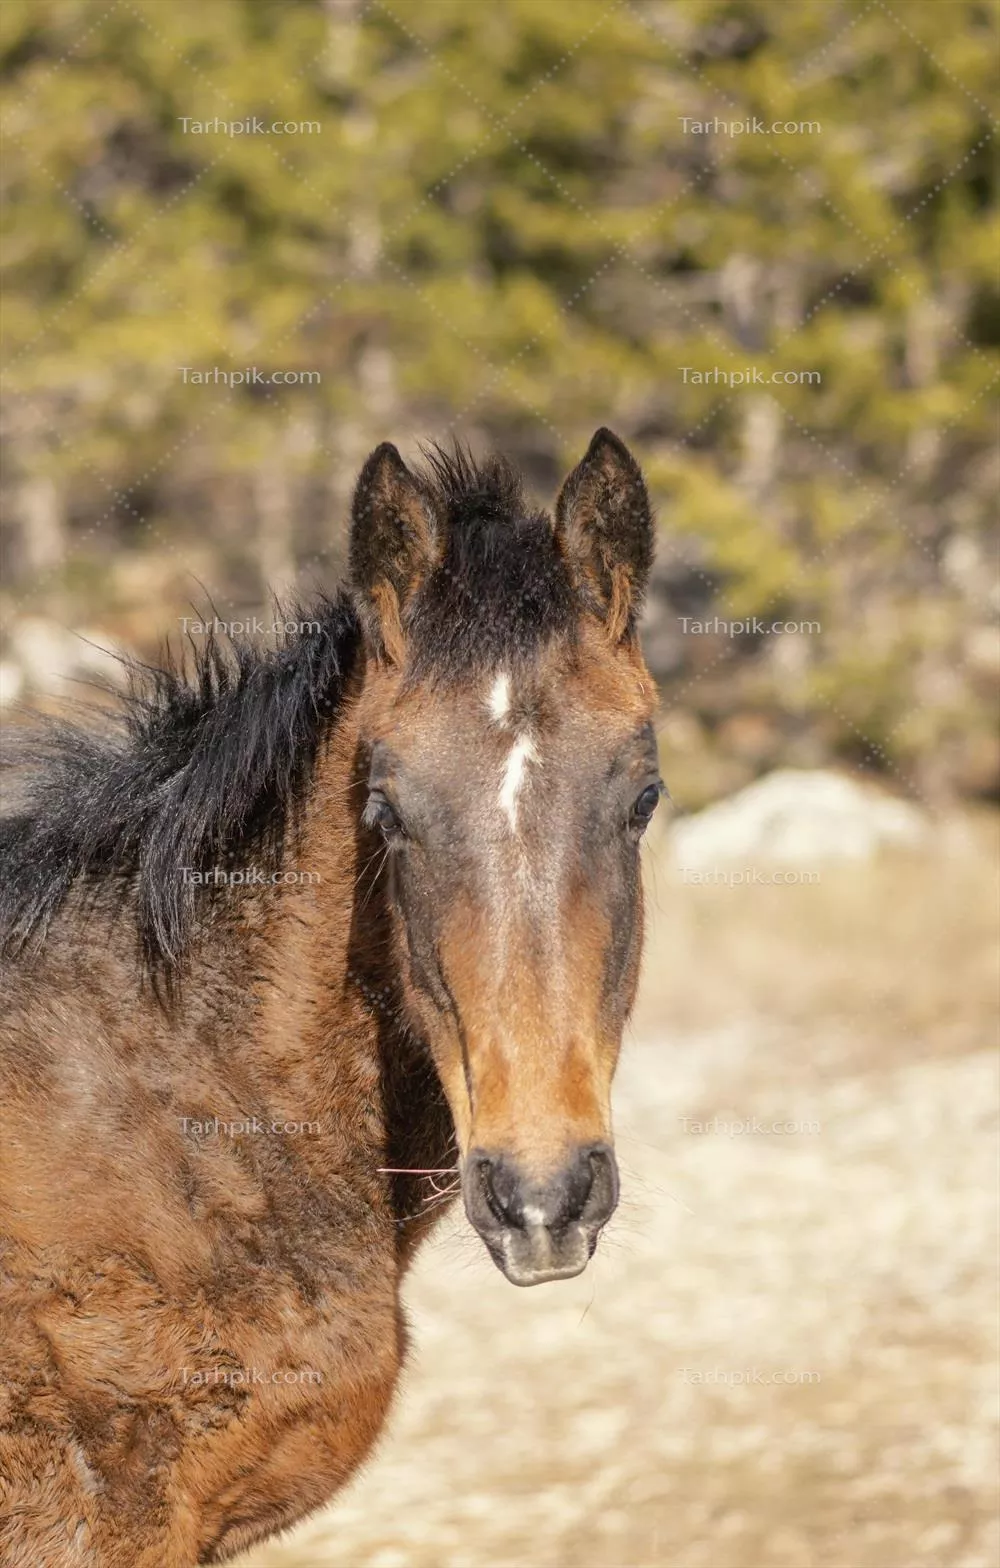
left=0, top=430, right=660, bottom=1566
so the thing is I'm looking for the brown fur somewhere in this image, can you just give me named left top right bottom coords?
left=0, top=681, right=452, bottom=1564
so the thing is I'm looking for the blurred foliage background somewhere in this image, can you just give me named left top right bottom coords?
left=1, top=0, right=997, bottom=806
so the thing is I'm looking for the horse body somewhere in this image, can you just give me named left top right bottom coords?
left=1, top=689, right=451, bottom=1563
left=0, top=431, right=659, bottom=1565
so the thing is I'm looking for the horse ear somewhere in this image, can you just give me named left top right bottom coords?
left=554, top=428, right=654, bottom=642
left=349, top=443, right=438, bottom=663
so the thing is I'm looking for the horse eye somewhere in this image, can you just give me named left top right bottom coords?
left=364, top=792, right=402, bottom=837
left=630, top=783, right=662, bottom=832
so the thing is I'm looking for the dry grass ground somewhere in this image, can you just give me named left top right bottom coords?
left=238, top=812, right=999, bottom=1568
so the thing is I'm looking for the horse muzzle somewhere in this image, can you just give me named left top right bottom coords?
left=462, top=1142, right=619, bottom=1286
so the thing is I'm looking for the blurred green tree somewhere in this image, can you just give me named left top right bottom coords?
left=1, top=0, right=997, bottom=801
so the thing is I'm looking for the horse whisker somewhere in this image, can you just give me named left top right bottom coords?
left=376, top=1167, right=458, bottom=1175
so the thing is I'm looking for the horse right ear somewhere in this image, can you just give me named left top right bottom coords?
left=349, top=443, right=438, bottom=663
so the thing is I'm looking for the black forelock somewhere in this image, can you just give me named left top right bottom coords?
left=406, top=444, right=576, bottom=678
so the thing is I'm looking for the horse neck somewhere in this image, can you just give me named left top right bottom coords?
left=251, top=670, right=455, bottom=1250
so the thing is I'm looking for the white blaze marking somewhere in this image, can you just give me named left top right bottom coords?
left=486, top=671, right=537, bottom=830
left=499, top=734, right=537, bottom=829
left=488, top=672, right=510, bottom=723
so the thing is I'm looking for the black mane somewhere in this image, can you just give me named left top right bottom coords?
left=0, top=594, right=361, bottom=971
left=0, top=445, right=576, bottom=974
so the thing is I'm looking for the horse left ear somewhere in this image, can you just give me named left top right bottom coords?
left=554, top=428, right=654, bottom=642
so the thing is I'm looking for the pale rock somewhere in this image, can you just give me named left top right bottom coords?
left=669, top=768, right=927, bottom=869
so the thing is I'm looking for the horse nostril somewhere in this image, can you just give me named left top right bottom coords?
left=476, top=1152, right=519, bottom=1228
left=579, top=1141, right=618, bottom=1223
left=563, top=1142, right=619, bottom=1224
left=561, top=1146, right=598, bottom=1224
